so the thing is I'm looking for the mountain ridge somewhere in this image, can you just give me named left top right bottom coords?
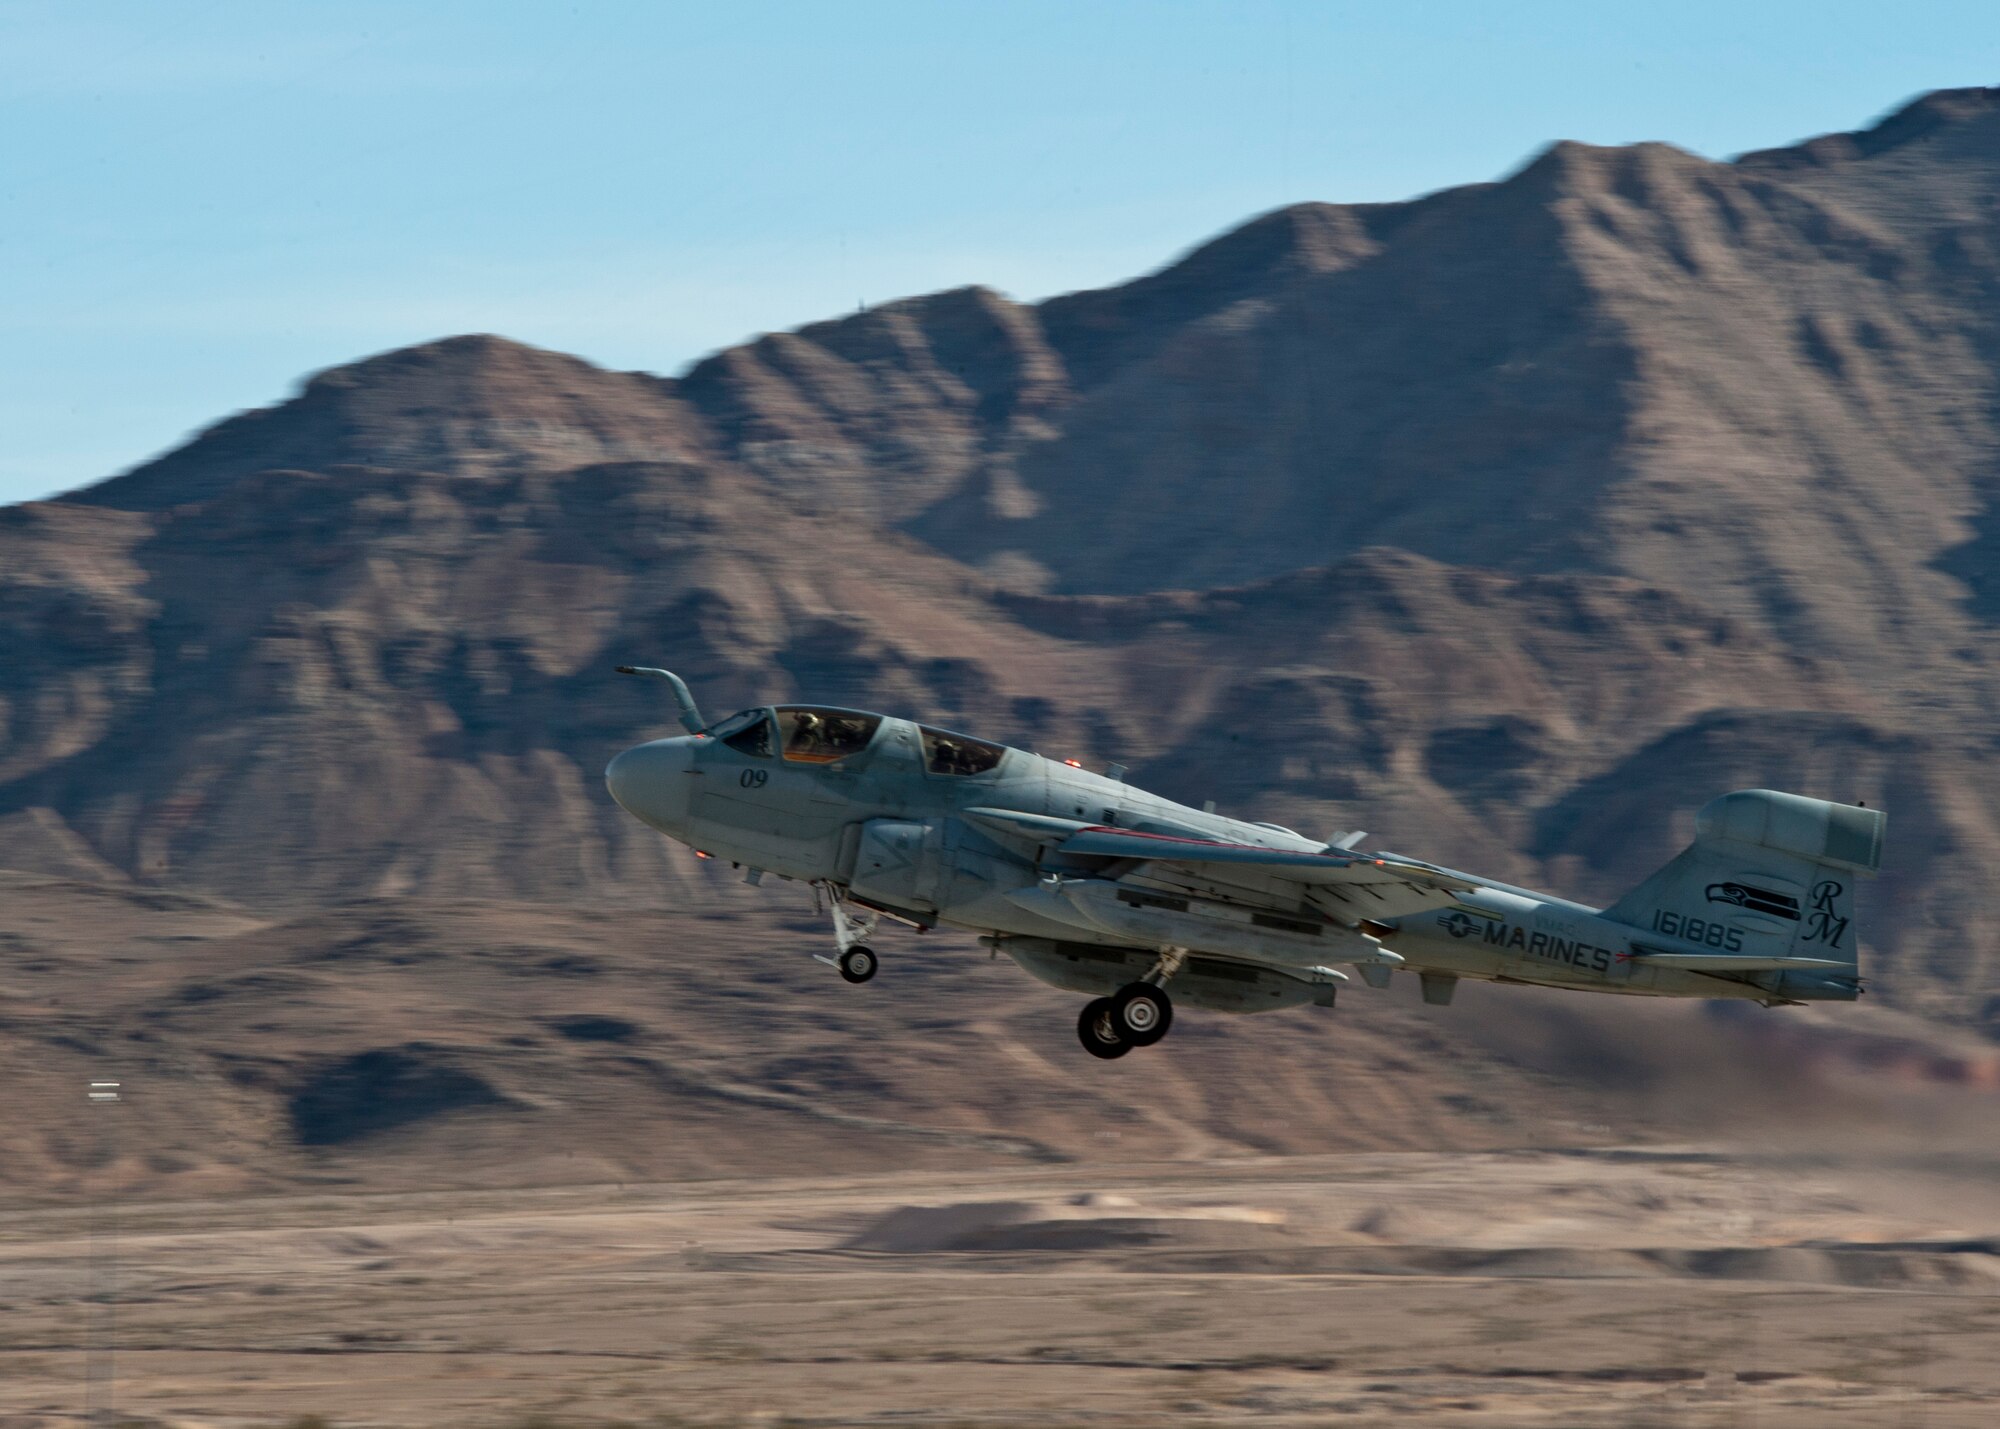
left=1735, top=84, right=2000, bottom=169
left=8, top=86, right=2000, bottom=1041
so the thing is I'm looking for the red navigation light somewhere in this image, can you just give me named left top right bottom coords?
left=1063, top=758, right=1082, bottom=768
left=694, top=850, right=713, bottom=860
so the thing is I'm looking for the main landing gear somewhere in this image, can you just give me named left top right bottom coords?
left=813, top=883, right=880, bottom=984
left=1075, top=951, right=1183, bottom=1058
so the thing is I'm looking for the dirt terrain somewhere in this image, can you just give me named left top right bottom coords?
left=5, top=871, right=2000, bottom=1425
left=0, top=869, right=1612, bottom=1204
left=4, top=1150, right=1999, bottom=1428
left=7, top=868, right=1996, bottom=1209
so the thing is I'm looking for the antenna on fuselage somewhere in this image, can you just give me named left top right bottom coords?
left=615, top=666, right=706, bottom=733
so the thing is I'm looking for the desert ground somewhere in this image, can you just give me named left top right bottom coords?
left=6, top=870, right=2000, bottom=1426
left=4, top=1146, right=2000, bottom=1429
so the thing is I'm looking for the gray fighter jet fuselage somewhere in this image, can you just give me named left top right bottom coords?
left=605, top=669, right=1882, bottom=1058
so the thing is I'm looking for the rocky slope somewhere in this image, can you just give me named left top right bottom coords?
left=9, top=871, right=1993, bottom=1205
left=0, top=873, right=1611, bottom=1202
left=4, top=87, right=1999, bottom=1051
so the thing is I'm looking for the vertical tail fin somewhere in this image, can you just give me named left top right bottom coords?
left=1603, top=790, right=1884, bottom=999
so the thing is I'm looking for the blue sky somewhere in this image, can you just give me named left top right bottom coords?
left=3, top=0, right=1995, bottom=504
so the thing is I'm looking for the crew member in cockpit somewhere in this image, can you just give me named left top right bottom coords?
left=790, top=710, right=826, bottom=758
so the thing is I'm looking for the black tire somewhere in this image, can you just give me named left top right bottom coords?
left=1111, top=982, right=1172, bottom=1046
left=838, top=945, right=878, bottom=984
left=1077, top=998, right=1130, bottom=1059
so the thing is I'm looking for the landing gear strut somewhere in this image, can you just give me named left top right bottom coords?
left=814, top=883, right=880, bottom=984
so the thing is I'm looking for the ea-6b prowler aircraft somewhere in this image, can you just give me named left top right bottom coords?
left=605, top=668, right=1884, bottom=1059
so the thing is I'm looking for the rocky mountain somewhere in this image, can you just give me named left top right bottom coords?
left=5, top=85, right=2000, bottom=1054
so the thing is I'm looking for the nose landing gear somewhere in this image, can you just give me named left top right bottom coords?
left=813, top=883, right=882, bottom=984
left=837, top=944, right=878, bottom=984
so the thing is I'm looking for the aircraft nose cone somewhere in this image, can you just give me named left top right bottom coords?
left=605, top=738, right=692, bottom=829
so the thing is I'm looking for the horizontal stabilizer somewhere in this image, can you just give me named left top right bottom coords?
left=1627, top=949, right=1850, bottom=972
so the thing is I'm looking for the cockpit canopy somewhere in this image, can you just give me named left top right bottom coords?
left=703, top=706, right=1006, bottom=775
left=706, top=708, right=775, bottom=756
left=916, top=724, right=1005, bottom=776
left=776, top=707, right=882, bottom=763
left=706, top=706, right=884, bottom=763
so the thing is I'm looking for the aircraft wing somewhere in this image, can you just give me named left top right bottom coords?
left=1049, top=826, right=1478, bottom=919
